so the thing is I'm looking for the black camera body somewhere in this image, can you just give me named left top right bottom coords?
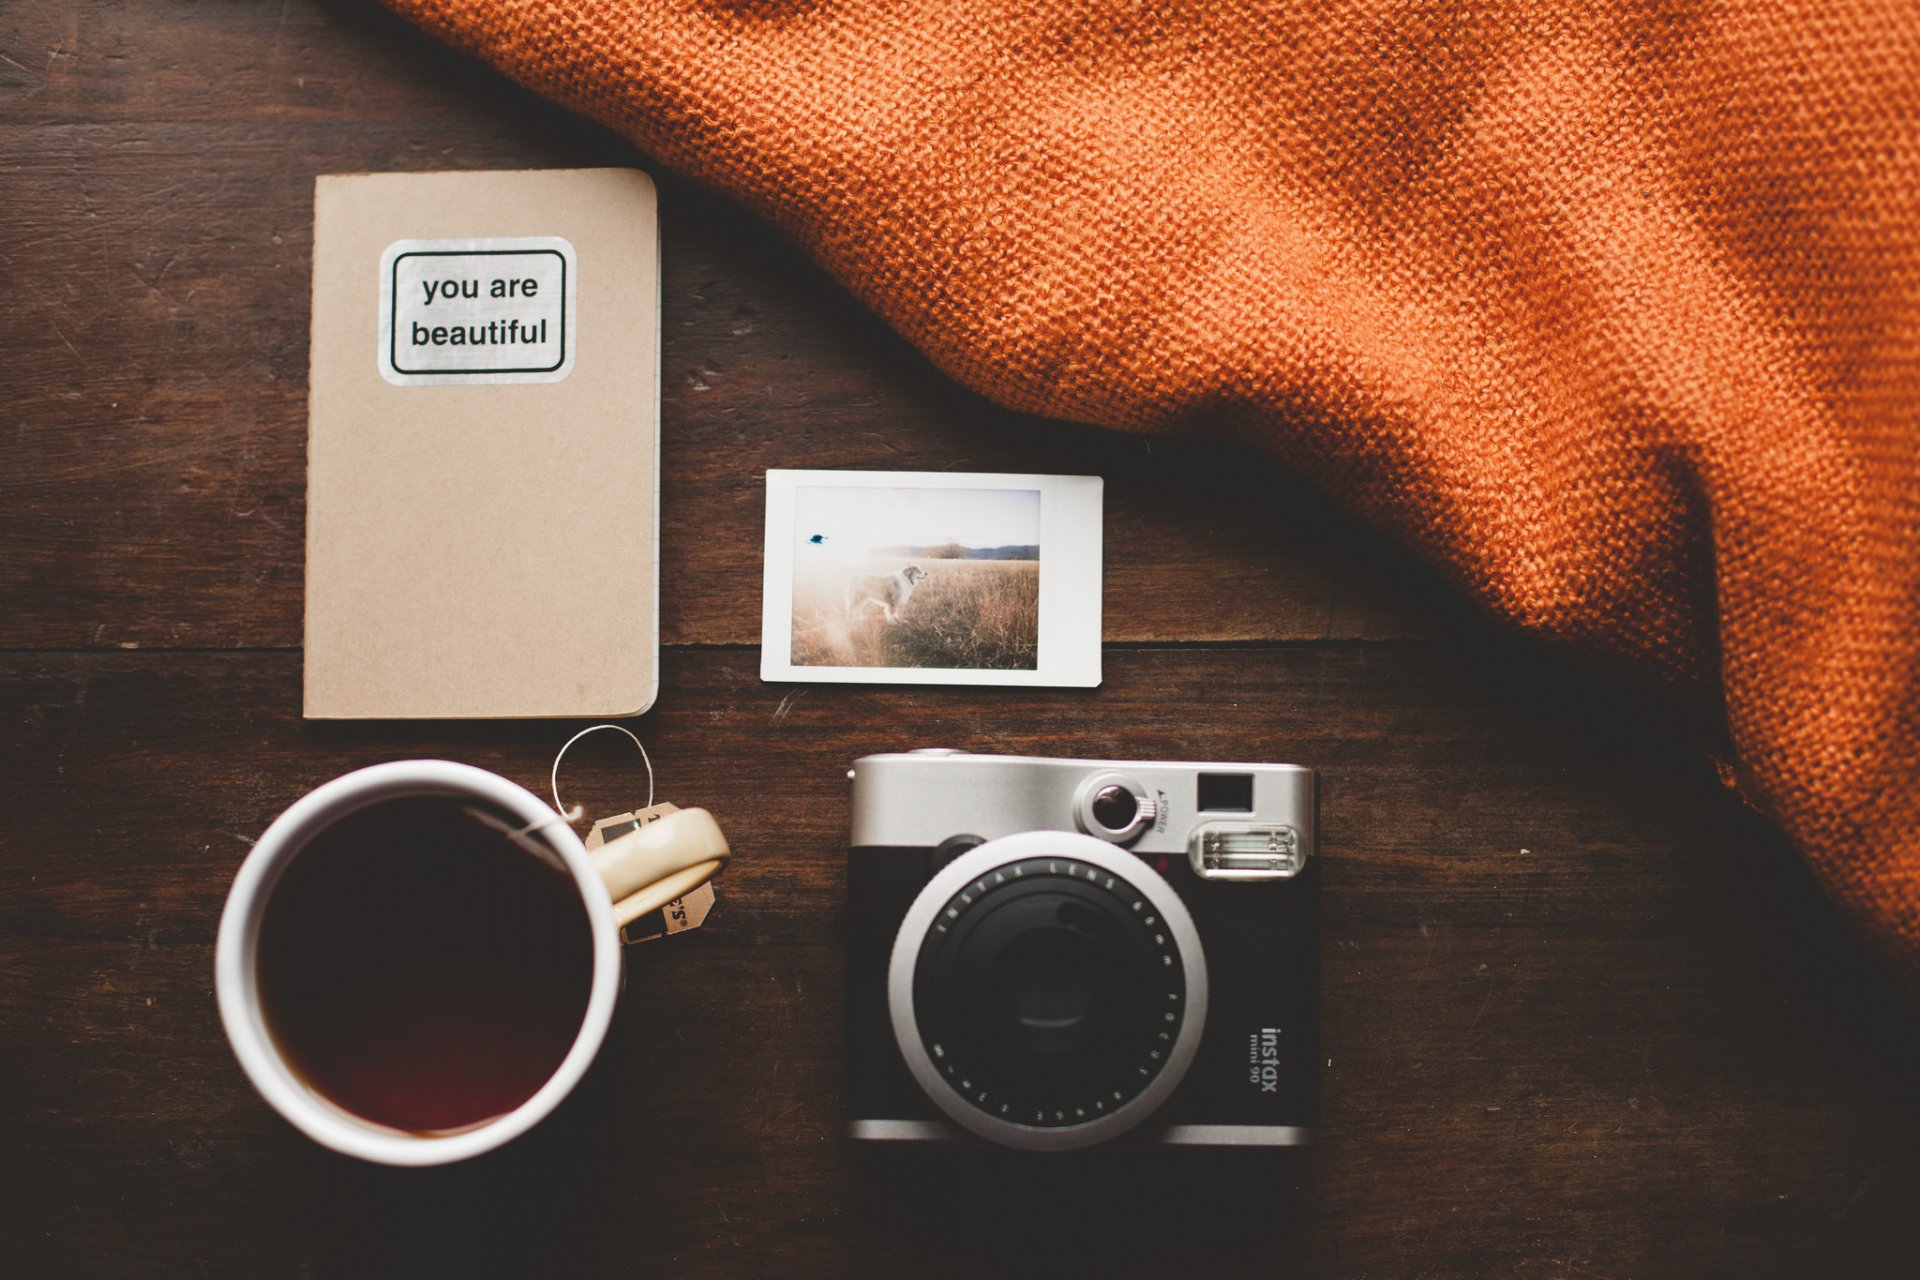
left=846, top=750, right=1318, bottom=1152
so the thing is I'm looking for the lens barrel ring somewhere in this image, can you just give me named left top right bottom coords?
left=887, top=831, right=1208, bottom=1152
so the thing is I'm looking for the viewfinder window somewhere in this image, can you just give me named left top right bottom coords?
left=1197, top=773, right=1254, bottom=812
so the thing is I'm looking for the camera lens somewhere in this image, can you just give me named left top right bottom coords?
left=888, top=833, right=1207, bottom=1151
left=1089, top=785, right=1138, bottom=832
left=915, top=861, right=1181, bottom=1129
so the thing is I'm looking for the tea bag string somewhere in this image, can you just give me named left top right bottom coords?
left=549, top=723, right=656, bottom=826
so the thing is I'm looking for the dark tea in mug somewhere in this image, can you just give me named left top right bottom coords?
left=256, top=796, right=595, bottom=1135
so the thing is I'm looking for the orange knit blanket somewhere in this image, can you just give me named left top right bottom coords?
left=385, top=1, right=1920, bottom=987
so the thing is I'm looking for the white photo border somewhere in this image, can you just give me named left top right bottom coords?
left=759, top=469, right=1102, bottom=688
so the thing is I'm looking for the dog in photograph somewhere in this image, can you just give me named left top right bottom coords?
left=846, top=564, right=929, bottom=624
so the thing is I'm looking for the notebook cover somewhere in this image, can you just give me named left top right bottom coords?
left=304, top=168, right=660, bottom=719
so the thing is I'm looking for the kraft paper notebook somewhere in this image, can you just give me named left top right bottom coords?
left=304, top=168, right=660, bottom=719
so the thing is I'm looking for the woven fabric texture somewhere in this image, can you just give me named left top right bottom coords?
left=384, top=0, right=1920, bottom=984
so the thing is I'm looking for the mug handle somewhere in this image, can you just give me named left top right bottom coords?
left=590, top=803, right=730, bottom=927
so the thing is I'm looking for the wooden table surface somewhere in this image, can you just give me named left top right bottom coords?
left=4, top=4, right=1918, bottom=1277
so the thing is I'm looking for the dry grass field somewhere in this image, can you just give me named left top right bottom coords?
left=791, top=558, right=1039, bottom=670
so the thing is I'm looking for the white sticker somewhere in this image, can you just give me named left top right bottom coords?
left=378, top=236, right=577, bottom=385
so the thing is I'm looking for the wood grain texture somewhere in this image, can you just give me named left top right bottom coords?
left=3, top=649, right=1918, bottom=1278
left=3, top=3, right=1917, bottom=1278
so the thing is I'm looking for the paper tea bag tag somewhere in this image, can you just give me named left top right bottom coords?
left=587, top=804, right=718, bottom=944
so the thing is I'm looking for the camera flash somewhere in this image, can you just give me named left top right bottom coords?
left=1189, top=822, right=1305, bottom=881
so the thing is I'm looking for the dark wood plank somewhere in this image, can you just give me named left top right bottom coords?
left=3, top=647, right=1915, bottom=1278
left=0, top=0, right=526, bottom=129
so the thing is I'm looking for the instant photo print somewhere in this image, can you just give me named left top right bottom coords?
left=760, top=470, right=1103, bottom=688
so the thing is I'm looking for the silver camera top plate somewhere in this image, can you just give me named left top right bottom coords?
left=849, top=751, right=1316, bottom=863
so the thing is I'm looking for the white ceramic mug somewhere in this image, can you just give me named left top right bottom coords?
left=215, top=760, right=728, bottom=1166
